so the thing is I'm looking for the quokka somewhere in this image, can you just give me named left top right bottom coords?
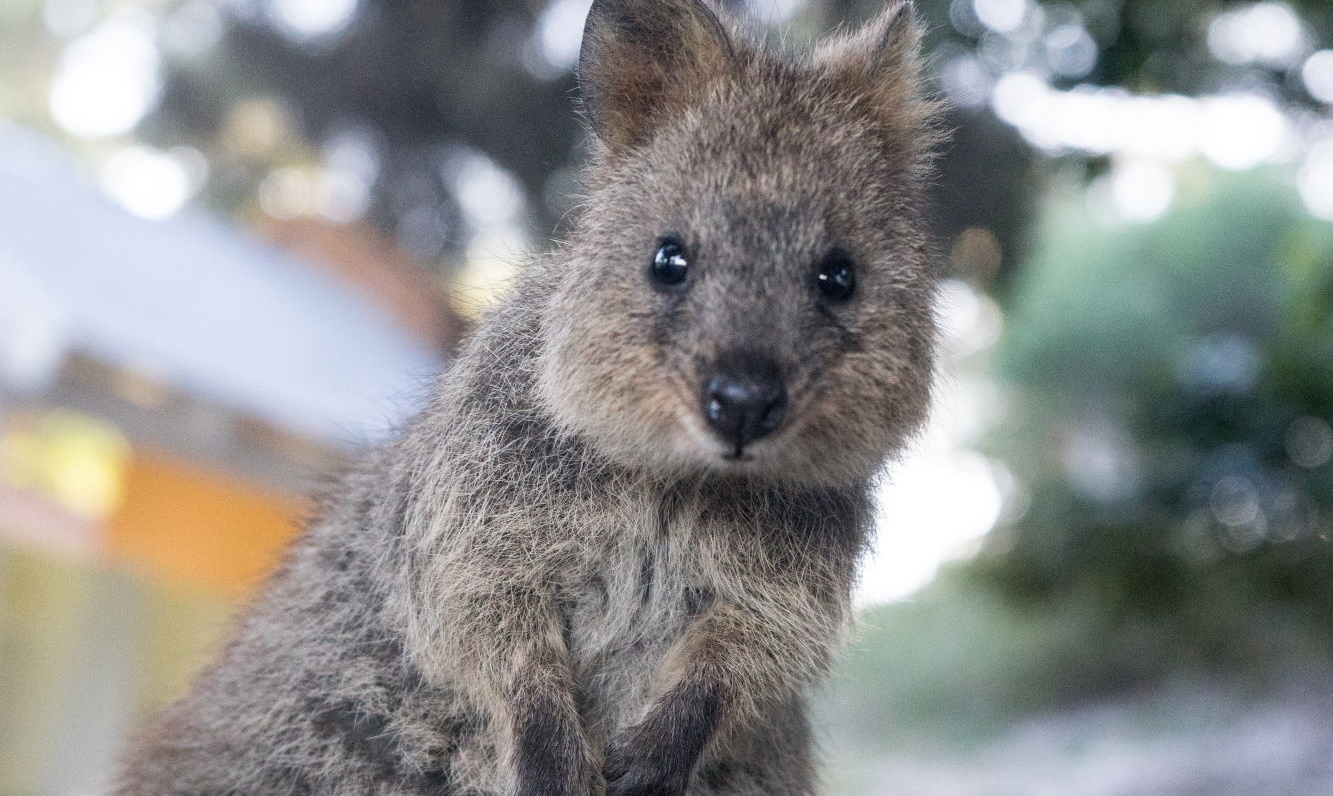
left=112, top=0, right=944, bottom=793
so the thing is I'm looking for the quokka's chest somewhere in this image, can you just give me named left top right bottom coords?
left=564, top=535, right=711, bottom=649
left=554, top=495, right=720, bottom=727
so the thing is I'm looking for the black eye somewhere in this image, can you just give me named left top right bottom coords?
left=649, top=236, right=689, bottom=288
left=816, top=249, right=856, bottom=302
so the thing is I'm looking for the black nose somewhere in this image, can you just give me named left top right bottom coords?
left=701, top=356, right=788, bottom=450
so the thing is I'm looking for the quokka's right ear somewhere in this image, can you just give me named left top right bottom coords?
left=579, top=0, right=735, bottom=153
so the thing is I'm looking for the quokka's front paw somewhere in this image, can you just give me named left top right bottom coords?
left=602, top=739, right=691, bottom=796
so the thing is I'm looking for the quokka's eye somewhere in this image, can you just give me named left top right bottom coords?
left=816, top=249, right=856, bottom=302
left=649, top=236, right=689, bottom=288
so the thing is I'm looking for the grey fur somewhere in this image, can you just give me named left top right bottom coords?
left=111, top=1, right=944, bottom=794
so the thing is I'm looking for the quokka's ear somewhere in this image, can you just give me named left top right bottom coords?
left=579, top=0, right=735, bottom=152
left=815, top=2, right=940, bottom=163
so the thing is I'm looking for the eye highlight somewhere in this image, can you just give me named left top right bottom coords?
left=649, top=236, right=690, bottom=288
left=815, top=249, right=856, bottom=302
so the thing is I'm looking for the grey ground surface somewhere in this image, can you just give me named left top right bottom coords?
left=822, top=673, right=1333, bottom=796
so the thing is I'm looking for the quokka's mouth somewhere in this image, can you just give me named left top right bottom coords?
left=721, top=444, right=754, bottom=462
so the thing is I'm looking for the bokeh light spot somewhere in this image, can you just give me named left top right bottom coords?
left=270, top=0, right=359, bottom=41
left=1298, top=139, right=1333, bottom=221
left=1286, top=417, right=1333, bottom=469
left=99, top=146, right=201, bottom=220
left=1302, top=50, right=1333, bottom=104
left=1207, top=2, right=1305, bottom=68
left=973, top=0, right=1028, bottom=34
left=1110, top=160, right=1175, bottom=224
left=49, top=14, right=161, bottom=138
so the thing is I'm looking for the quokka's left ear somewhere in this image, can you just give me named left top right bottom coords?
left=579, top=0, right=735, bottom=154
left=814, top=1, right=942, bottom=165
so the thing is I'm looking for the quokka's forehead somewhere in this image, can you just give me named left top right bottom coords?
left=637, top=154, right=896, bottom=245
left=657, top=115, right=886, bottom=192
left=662, top=93, right=891, bottom=176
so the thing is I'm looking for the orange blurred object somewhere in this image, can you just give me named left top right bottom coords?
left=104, top=450, right=306, bottom=599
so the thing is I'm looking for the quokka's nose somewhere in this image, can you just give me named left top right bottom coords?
left=701, top=357, right=788, bottom=449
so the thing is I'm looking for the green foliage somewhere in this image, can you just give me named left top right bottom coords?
left=976, top=168, right=1333, bottom=673
left=817, top=569, right=1275, bottom=757
left=824, top=574, right=1120, bottom=750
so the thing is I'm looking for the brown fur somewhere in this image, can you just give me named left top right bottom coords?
left=110, top=2, right=944, bottom=794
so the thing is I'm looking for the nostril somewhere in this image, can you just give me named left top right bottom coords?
left=758, top=385, right=787, bottom=431
left=704, top=390, right=725, bottom=425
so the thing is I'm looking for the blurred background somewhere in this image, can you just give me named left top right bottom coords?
left=1, top=0, right=1332, bottom=793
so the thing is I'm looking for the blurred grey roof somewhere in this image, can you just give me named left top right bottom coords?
left=0, top=123, right=442, bottom=445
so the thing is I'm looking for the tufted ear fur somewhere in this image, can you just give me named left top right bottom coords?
left=579, top=0, right=735, bottom=153
left=814, top=1, right=941, bottom=167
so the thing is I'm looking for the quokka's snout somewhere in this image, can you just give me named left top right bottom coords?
left=700, top=350, right=789, bottom=457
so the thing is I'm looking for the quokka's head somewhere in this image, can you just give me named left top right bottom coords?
left=537, top=0, right=945, bottom=488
